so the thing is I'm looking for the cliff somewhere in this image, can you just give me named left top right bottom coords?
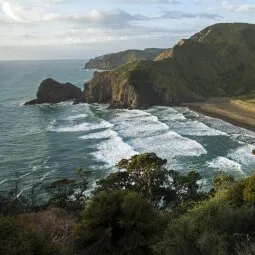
left=83, top=23, right=255, bottom=109
left=84, top=48, right=165, bottom=70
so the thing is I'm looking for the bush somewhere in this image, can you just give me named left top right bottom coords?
left=73, top=190, right=166, bottom=255
left=0, top=216, right=62, bottom=255
left=18, top=207, right=76, bottom=253
left=157, top=174, right=255, bottom=255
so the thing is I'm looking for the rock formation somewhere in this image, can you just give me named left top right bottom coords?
left=25, top=78, right=83, bottom=105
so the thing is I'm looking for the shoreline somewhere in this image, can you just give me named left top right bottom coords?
left=182, top=100, right=255, bottom=133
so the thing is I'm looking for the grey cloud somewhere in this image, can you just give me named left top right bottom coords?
left=66, top=9, right=223, bottom=31
left=161, top=10, right=223, bottom=20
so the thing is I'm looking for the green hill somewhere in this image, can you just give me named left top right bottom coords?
left=84, top=48, right=166, bottom=70
left=84, top=23, right=255, bottom=109
left=154, top=48, right=173, bottom=61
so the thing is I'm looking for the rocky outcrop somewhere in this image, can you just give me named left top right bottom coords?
left=85, top=48, right=165, bottom=70
left=25, top=78, right=83, bottom=105
left=83, top=71, right=140, bottom=108
left=83, top=62, right=202, bottom=109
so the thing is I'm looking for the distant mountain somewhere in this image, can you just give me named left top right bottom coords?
left=83, top=23, right=255, bottom=109
left=84, top=48, right=166, bottom=70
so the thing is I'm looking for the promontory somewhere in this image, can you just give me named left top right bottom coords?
left=83, top=23, right=255, bottom=109
left=84, top=48, right=166, bottom=70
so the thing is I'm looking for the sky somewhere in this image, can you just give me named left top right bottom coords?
left=0, top=0, right=254, bottom=60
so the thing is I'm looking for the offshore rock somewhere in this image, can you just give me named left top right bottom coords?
left=25, top=78, right=83, bottom=105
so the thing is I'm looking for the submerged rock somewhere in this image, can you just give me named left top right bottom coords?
left=25, top=78, right=83, bottom=105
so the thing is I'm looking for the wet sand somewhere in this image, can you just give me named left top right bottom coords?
left=183, top=99, right=255, bottom=132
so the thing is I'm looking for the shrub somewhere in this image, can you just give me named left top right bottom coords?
left=73, top=190, right=166, bottom=255
left=18, top=207, right=76, bottom=253
left=0, top=216, right=62, bottom=255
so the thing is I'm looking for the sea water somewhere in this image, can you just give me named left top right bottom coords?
left=1, top=59, right=255, bottom=194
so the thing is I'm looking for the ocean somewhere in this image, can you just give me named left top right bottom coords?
left=1, top=59, right=255, bottom=195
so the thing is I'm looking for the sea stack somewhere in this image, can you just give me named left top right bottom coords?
left=25, top=78, right=83, bottom=105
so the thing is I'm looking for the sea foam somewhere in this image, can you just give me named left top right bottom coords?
left=227, top=144, right=255, bottom=166
left=48, top=120, right=113, bottom=133
left=206, top=156, right=244, bottom=174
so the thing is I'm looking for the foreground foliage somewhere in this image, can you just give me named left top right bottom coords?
left=1, top=153, right=255, bottom=254
left=74, top=190, right=165, bottom=255
left=0, top=216, right=61, bottom=255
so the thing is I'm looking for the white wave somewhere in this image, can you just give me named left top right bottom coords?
left=130, top=131, right=207, bottom=162
left=173, top=121, right=228, bottom=137
left=148, top=107, right=228, bottom=137
left=91, top=135, right=138, bottom=167
left=79, top=129, right=117, bottom=140
left=113, top=109, right=152, bottom=120
left=64, top=114, right=88, bottom=120
left=227, top=144, right=255, bottom=166
left=175, top=107, right=200, bottom=118
left=206, top=156, right=244, bottom=174
left=106, top=109, right=207, bottom=166
left=148, top=107, right=186, bottom=121
left=198, top=115, right=255, bottom=143
left=48, top=120, right=113, bottom=133
left=111, top=110, right=169, bottom=138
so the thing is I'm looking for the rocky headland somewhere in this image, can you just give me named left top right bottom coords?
left=83, top=23, right=255, bottom=109
left=84, top=48, right=166, bottom=70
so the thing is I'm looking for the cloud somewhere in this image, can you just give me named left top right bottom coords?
left=2, top=2, right=23, bottom=22
left=220, top=2, right=255, bottom=13
left=161, top=10, right=222, bottom=19
left=0, top=0, right=227, bottom=60
left=0, top=2, right=221, bottom=26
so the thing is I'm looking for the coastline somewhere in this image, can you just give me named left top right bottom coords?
left=182, top=100, right=255, bottom=133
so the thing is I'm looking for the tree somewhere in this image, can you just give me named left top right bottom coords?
left=46, top=169, right=90, bottom=212
left=157, top=173, right=255, bottom=255
left=73, top=190, right=165, bottom=255
left=96, top=153, right=204, bottom=210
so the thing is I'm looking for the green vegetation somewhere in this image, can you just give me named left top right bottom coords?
left=85, top=48, right=166, bottom=70
left=74, top=190, right=164, bottom=255
left=0, top=216, right=61, bottom=255
left=95, top=153, right=205, bottom=210
left=84, top=23, right=255, bottom=108
left=154, top=48, right=172, bottom=61
left=1, top=152, right=255, bottom=254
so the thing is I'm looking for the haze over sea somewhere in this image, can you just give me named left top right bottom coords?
left=1, top=59, right=255, bottom=194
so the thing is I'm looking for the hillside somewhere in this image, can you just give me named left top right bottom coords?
left=84, top=23, right=255, bottom=109
left=154, top=48, right=173, bottom=61
left=84, top=48, right=166, bottom=70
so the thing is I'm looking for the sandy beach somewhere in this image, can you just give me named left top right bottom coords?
left=183, top=99, right=255, bottom=133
